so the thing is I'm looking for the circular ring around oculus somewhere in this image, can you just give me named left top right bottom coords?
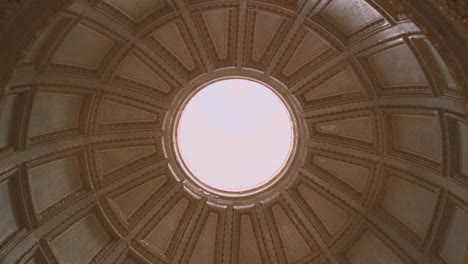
left=174, top=78, right=295, bottom=196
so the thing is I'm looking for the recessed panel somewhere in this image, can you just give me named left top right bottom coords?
left=0, top=179, right=20, bottom=244
left=283, top=30, right=329, bottom=76
left=439, top=207, right=468, bottom=264
left=271, top=205, right=312, bottom=263
left=29, top=92, right=83, bottom=137
left=188, top=213, right=218, bottom=264
left=152, top=23, right=195, bottom=70
left=321, top=0, right=383, bottom=34
left=239, top=215, right=262, bottom=264
left=426, top=40, right=457, bottom=90
left=380, top=175, right=437, bottom=237
left=391, top=114, right=442, bottom=162
left=458, top=121, right=468, bottom=175
left=201, top=9, right=230, bottom=60
left=298, top=184, right=349, bottom=235
left=51, top=214, right=110, bottom=263
left=346, top=231, right=404, bottom=264
left=145, top=198, right=189, bottom=254
left=116, top=54, right=171, bottom=93
left=29, top=156, right=82, bottom=213
left=52, top=24, right=114, bottom=70
left=99, top=100, right=158, bottom=124
left=369, top=44, right=428, bottom=88
left=98, top=145, right=156, bottom=175
left=0, top=95, right=18, bottom=150
left=112, top=176, right=166, bottom=219
left=315, top=116, right=373, bottom=143
left=304, top=68, right=363, bottom=101
left=252, top=12, right=284, bottom=62
left=105, top=0, right=164, bottom=21
left=314, top=156, right=369, bottom=193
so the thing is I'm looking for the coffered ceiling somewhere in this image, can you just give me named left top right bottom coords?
left=0, top=0, right=467, bottom=263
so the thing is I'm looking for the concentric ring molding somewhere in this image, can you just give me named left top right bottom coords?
left=0, top=0, right=467, bottom=263
left=164, top=69, right=307, bottom=203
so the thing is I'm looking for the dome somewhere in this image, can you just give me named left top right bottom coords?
left=0, top=0, right=467, bottom=263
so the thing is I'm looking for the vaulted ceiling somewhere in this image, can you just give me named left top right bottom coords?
left=0, top=0, right=467, bottom=263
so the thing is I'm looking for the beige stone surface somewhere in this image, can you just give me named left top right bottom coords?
left=0, top=0, right=467, bottom=263
left=0, top=179, right=19, bottom=243
left=252, top=12, right=283, bottom=62
left=98, top=145, right=156, bottom=175
left=316, top=115, right=373, bottom=142
left=51, top=214, right=110, bottom=263
left=370, top=44, right=428, bottom=87
left=145, top=198, right=189, bottom=254
left=28, top=156, right=82, bottom=213
left=298, top=184, right=349, bottom=235
left=116, top=54, right=171, bottom=93
left=113, top=176, right=166, bottom=219
left=346, top=231, right=404, bottom=264
left=283, top=30, right=330, bottom=76
left=105, top=0, right=164, bottom=21
left=188, top=213, right=217, bottom=264
left=458, top=121, right=468, bottom=175
left=0, top=95, right=17, bottom=149
left=239, top=215, right=262, bottom=264
left=29, top=92, right=83, bottom=137
left=100, top=100, right=158, bottom=124
left=201, top=9, right=230, bottom=60
left=314, top=155, right=369, bottom=193
left=271, top=205, right=312, bottom=263
left=381, top=176, right=437, bottom=237
left=305, top=68, right=363, bottom=101
left=439, top=207, right=468, bottom=264
left=151, top=23, right=195, bottom=70
left=321, top=0, right=382, bottom=34
left=391, top=114, right=442, bottom=162
left=426, top=40, right=457, bottom=90
left=52, top=24, right=114, bottom=70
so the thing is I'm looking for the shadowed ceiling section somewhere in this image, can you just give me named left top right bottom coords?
left=0, top=0, right=467, bottom=264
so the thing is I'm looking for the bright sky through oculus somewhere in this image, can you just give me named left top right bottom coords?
left=177, top=79, right=294, bottom=192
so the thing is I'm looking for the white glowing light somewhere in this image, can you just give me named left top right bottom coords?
left=177, top=79, right=294, bottom=192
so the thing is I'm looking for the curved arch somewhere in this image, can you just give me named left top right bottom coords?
left=1, top=0, right=466, bottom=112
left=0, top=1, right=467, bottom=263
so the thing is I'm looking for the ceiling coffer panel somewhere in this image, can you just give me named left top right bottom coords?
left=0, top=0, right=467, bottom=264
